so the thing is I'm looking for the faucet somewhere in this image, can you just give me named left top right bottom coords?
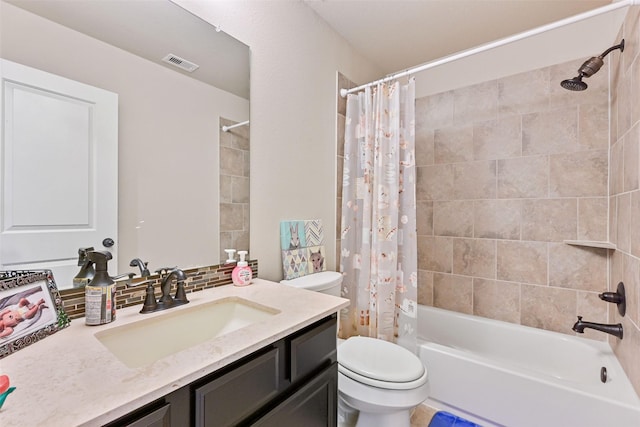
left=157, top=268, right=189, bottom=310
left=129, top=258, right=150, bottom=277
left=572, top=316, right=623, bottom=339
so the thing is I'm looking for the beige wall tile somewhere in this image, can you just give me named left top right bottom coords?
left=434, top=125, right=474, bottom=164
left=416, top=200, right=434, bottom=236
left=577, top=197, right=608, bottom=242
left=418, top=236, right=452, bottom=273
left=617, top=193, right=631, bottom=253
left=453, top=238, right=496, bottom=279
left=617, top=63, right=632, bottom=137
left=578, top=103, right=609, bottom=150
left=416, top=164, right=454, bottom=201
left=623, top=7, right=640, bottom=73
left=576, top=291, right=608, bottom=341
left=416, top=126, right=434, bottom=166
left=220, top=146, right=245, bottom=176
left=473, top=278, right=520, bottom=323
left=474, top=199, right=521, bottom=240
left=418, top=270, right=434, bottom=306
left=632, top=49, right=640, bottom=125
left=416, top=91, right=454, bottom=130
left=609, top=196, right=618, bottom=247
left=433, top=200, right=474, bottom=237
left=497, top=240, right=547, bottom=285
left=433, top=273, right=473, bottom=314
left=337, top=113, right=345, bottom=158
left=611, top=139, right=624, bottom=196
left=220, top=175, right=232, bottom=203
left=623, top=254, right=639, bottom=327
left=453, top=80, right=498, bottom=125
left=624, top=123, right=640, bottom=192
left=498, top=68, right=549, bottom=116
left=549, top=149, right=608, bottom=197
left=453, top=160, right=496, bottom=200
left=522, top=107, right=577, bottom=156
left=631, top=191, right=640, bottom=258
left=497, top=156, right=548, bottom=198
left=548, top=244, right=607, bottom=292
left=521, top=199, right=577, bottom=242
left=473, top=116, right=522, bottom=161
left=521, top=284, right=577, bottom=334
left=220, top=203, right=244, bottom=231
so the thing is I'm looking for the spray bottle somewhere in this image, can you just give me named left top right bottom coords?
left=84, top=251, right=116, bottom=325
left=72, top=247, right=96, bottom=288
left=232, top=251, right=252, bottom=286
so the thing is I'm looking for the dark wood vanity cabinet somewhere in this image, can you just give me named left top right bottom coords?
left=105, top=314, right=337, bottom=427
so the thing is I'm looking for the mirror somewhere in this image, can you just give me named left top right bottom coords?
left=0, top=0, right=250, bottom=289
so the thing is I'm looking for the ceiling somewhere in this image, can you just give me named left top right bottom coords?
left=4, top=0, right=250, bottom=99
left=305, top=0, right=613, bottom=75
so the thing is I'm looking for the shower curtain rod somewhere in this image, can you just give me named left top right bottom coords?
left=340, top=0, right=639, bottom=98
left=221, top=120, right=249, bottom=132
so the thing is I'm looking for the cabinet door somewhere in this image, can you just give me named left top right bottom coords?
left=289, top=315, right=336, bottom=383
left=194, top=347, right=280, bottom=427
left=253, top=363, right=337, bottom=427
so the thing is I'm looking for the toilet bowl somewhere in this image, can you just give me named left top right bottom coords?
left=281, top=272, right=429, bottom=427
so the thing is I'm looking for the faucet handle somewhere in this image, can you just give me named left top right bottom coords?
left=155, top=267, right=176, bottom=276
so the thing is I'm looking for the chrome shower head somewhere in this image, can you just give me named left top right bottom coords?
left=560, top=39, right=625, bottom=91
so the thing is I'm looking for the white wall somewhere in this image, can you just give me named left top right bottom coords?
left=176, top=0, right=383, bottom=280
left=1, top=2, right=249, bottom=275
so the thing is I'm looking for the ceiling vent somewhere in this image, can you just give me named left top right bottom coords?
left=161, top=54, right=199, bottom=72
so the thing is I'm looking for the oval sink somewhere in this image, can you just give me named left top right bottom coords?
left=94, top=297, right=279, bottom=368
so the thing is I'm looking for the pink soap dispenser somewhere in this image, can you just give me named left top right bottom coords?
left=232, top=250, right=252, bottom=286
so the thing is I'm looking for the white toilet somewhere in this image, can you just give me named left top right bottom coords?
left=281, top=271, right=429, bottom=427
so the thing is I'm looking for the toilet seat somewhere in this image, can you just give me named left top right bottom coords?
left=338, top=336, right=427, bottom=390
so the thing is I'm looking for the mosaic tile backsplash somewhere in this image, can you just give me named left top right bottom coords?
left=60, top=260, right=258, bottom=319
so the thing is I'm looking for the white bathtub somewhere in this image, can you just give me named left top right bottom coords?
left=417, top=305, right=640, bottom=427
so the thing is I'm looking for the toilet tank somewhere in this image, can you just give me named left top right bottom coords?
left=280, top=271, right=343, bottom=297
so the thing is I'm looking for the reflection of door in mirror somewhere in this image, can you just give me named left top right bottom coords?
left=0, top=59, right=118, bottom=289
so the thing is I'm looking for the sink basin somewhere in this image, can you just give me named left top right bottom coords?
left=94, top=297, right=279, bottom=368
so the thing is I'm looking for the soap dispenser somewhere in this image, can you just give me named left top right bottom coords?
left=232, top=251, right=252, bottom=286
left=73, top=247, right=96, bottom=288
left=84, top=250, right=117, bottom=326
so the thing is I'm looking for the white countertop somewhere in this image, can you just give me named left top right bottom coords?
left=0, top=279, right=349, bottom=426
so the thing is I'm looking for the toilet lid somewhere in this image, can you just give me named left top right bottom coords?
left=338, top=336, right=427, bottom=390
left=280, top=271, right=342, bottom=292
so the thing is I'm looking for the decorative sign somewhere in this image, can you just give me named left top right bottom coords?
left=0, top=270, right=70, bottom=359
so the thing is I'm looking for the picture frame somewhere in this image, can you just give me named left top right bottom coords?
left=0, top=270, right=70, bottom=359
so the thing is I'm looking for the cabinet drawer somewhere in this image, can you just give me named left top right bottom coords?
left=194, top=347, right=280, bottom=427
left=288, top=315, right=337, bottom=382
left=252, top=363, right=338, bottom=427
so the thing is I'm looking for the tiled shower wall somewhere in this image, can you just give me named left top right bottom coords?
left=415, top=57, right=610, bottom=340
left=609, top=6, right=640, bottom=395
left=220, top=118, right=250, bottom=257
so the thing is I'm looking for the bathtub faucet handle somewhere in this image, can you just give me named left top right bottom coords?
left=598, top=282, right=626, bottom=317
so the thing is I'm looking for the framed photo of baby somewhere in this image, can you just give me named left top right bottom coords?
left=0, top=270, right=70, bottom=358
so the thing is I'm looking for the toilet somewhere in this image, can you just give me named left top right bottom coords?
left=281, top=271, right=429, bottom=427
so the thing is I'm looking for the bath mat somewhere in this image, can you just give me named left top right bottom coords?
left=280, top=220, right=326, bottom=279
left=428, top=411, right=483, bottom=427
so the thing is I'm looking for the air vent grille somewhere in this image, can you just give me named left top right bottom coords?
left=161, top=54, right=199, bottom=72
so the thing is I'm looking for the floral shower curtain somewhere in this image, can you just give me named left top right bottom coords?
left=339, top=79, right=417, bottom=351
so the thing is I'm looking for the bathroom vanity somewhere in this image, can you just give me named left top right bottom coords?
left=0, top=279, right=349, bottom=426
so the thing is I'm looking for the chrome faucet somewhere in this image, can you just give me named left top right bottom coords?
left=572, top=316, right=623, bottom=339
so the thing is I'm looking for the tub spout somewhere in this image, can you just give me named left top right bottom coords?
left=572, top=316, right=623, bottom=339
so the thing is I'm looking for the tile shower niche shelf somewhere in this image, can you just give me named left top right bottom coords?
left=563, top=240, right=617, bottom=250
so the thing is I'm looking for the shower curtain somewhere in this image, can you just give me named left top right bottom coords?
left=339, top=79, right=417, bottom=351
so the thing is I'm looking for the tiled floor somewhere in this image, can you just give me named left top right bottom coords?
left=411, top=403, right=439, bottom=426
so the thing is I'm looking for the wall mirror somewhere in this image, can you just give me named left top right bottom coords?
left=0, top=0, right=250, bottom=289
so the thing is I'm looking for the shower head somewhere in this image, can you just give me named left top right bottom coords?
left=560, top=39, right=625, bottom=91
left=560, top=75, right=588, bottom=91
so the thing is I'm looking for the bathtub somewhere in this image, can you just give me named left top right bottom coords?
left=417, top=305, right=640, bottom=427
